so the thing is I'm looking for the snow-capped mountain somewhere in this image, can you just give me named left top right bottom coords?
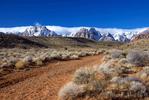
left=89, top=28, right=102, bottom=41
left=114, top=33, right=130, bottom=42
left=99, top=32, right=115, bottom=41
left=74, top=28, right=102, bottom=41
left=20, top=25, right=58, bottom=37
left=0, top=25, right=147, bottom=42
left=132, top=28, right=149, bottom=41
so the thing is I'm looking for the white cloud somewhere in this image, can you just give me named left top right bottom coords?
left=0, top=26, right=29, bottom=34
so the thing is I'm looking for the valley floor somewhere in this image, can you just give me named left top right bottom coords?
left=0, top=55, right=102, bottom=100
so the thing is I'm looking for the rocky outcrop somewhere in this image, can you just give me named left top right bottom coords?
left=74, top=28, right=102, bottom=41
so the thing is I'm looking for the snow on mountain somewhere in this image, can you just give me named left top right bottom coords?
left=74, top=28, right=102, bottom=41
left=131, top=28, right=149, bottom=41
left=0, top=25, right=148, bottom=42
left=99, top=32, right=115, bottom=41
left=21, top=25, right=58, bottom=37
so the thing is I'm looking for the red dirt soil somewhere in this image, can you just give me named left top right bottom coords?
left=0, top=55, right=103, bottom=100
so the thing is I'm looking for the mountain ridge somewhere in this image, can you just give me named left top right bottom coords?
left=0, top=25, right=148, bottom=42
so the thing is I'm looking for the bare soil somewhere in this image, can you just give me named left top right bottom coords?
left=0, top=55, right=103, bottom=100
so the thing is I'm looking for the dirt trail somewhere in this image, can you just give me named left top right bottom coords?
left=0, top=55, right=103, bottom=100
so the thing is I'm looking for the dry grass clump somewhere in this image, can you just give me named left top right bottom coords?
left=1, top=62, right=12, bottom=68
left=23, top=56, right=33, bottom=64
left=60, top=54, right=70, bottom=61
left=59, top=49, right=149, bottom=100
left=78, top=52, right=87, bottom=57
left=98, top=59, right=130, bottom=78
left=101, top=76, right=147, bottom=99
left=15, top=60, right=27, bottom=69
left=73, top=67, right=96, bottom=85
left=110, top=49, right=126, bottom=59
left=35, top=59, right=43, bottom=66
left=58, top=67, right=104, bottom=100
left=135, top=67, right=149, bottom=82
left=0, top=48, right=102, bottom=75
left=95, top=49, right=106, bottom=55
left=126, top=50, right=149, bottom=67
left=118, top=58, right=128, bottom=65
left=69, top=55, right=79, bottom=60
left=58, top=82, right=85, bottom=100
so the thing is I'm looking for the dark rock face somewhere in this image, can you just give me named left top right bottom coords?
left=89, top=28, right=102, bottom=41
left=74, top=28, right=102, bottom=41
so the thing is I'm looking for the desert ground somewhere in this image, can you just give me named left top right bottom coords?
left=1, top=36, right=149, bottom=100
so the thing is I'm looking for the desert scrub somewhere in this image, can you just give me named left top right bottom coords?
left=1, top=62, right=12, bottom=68
left=73, top=67, right=104, bottom=94
left=78, top=52, right=87, bottom=57
left=49, top=52, right=60, bottom=59
left=118, top=58, right=128, bottom=65
left=126, top=50, right=149, bottom=66
left=59, top=67, right=104, bottom=100
left=102, top=55, right=112, bottom=62
left=110, top=49, right=126, bottom=59
left=73, top=67, right=97, bottom=85
left=135, top=67, right=149, bottom=82
left=15, top=60, right=27, bottom=69
left=58, top=82, right=86, bottom=100
left=69, top=55, right=79, bottom=60
left=98, top=59, right=129, bottom=78
left=86, top=51, right=96, bottom=56
left=95, top=49, right=106, bottom=55
left=23, top=56, right=33, bottom=64
left=38, top=53, right=50, bottom=61
left=101, top=76, right=147, bottom=99
left=60, top=54, right=70, bottom=61
left=33, top=58, right=43, bottom=66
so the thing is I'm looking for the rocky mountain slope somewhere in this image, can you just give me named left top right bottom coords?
left=0, top=32, right=46, bottom=48
left=132, top=28, right=149, bottom=41
left=74, top=28, right=102, bottom=41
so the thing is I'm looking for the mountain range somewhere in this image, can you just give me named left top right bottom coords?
left=0, top=25, right=148, bottom=42
left=132, top=28, right=149, bottom=41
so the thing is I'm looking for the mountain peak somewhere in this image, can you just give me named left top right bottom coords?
left=132, top=28, right=149, bottom=41
left=21, top=26, right=58, bottom=37
left=0, top=25, right=147, bottom=42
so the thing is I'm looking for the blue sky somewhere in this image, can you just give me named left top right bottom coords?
left=0, top=0, right=149, bottom=28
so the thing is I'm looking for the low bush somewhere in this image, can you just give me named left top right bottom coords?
left=110, top=49, right=125, bottom=59
left=59, top=67, right=104, bottom=100
left=69, top=55, right=79, bottom=60
left=58, top=82, right=85, bottom=100
left=23, top=56, right=33, bottom=63
left=73, top=67, right=96, bottom=85
left=98, top=59, right=129, bottom=78
left=126, top=50, right=149, bottom=66
left=15, top=60, right=27, bottom=69
left=35, top=59, right=43, bottom=66
left=102, top=76, right=147, bottom=99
